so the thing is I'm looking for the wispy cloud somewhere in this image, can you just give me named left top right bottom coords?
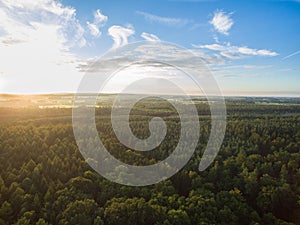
left=194, top=43, right=279, bottom=58
left=108, top=25, right=135, bottom=49
left=280, top=67, right=300, bottom=72
left=136, top=11, right=191, bottom=27
left=87, top=22, right=101, bottom=37
left=211, top=64, right=272, bottom=79
left=223, top=65, right=272, bottom=69
left=94, top=9, right=108, bottom=24
left=218, top=73, right=260, bottom=78
left=86, top=9, right=108, bottom=37
left=168, top=0, right=217, bottom=2
left=282, top=50, right=300, bottom=60
left=79, top=42, right=225, bottom=75
left=141, top=32, right=160, bottom=42
left=210, top=10, right=234, bottom=35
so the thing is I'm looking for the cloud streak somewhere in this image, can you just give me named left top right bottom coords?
left=87, top=22, right=101, bottom=37
left=217, top=73, right=260, bottom=78
left=141, top=32, right=160, bottom=42
left=136, top=11, right=191, bottom=26
left=282, top=50, right=300, bottom=60
left=194, top=43, right=279, bottom=58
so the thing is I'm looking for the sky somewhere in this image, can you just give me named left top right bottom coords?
left=0, top=0, right=299, bottom=96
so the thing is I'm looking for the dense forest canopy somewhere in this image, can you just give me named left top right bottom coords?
left=0, top=95, right=299, bottom=225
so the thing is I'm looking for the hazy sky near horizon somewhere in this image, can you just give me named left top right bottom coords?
left=0, top=0, right=299, bottom=96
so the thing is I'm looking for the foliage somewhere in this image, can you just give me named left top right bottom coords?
left=0, top=97, right=299, bottom=224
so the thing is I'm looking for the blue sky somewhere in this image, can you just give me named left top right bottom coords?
left=0, top=0, right=299, bottom=96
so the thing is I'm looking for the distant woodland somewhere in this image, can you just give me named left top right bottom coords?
left=0, top=96, right=299, bottom=225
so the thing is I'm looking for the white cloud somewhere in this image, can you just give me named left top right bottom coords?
left=195, top=43, right=278, bottom=58
left=94, top=9, right=108, bottom=24
left=87, top=22, right=101, bottom=37
left=0, top=0, right=86, bottom=48
left=0, top=0, right=85, bottom=93
left=1, top=0, right=76, bottom=19
left=193, top=43, right=225, bottom=51
left=210, top=10, right=234, bottom=35
left=141, top=32, right=160, bottom=42
left=108, top=25, right=135, bottom=49
left=86, top=9, right=108, bottom=37
left=136, top=11, right=191, bottom=26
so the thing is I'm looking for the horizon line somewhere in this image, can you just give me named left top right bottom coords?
left=0, top=92, right=300, bottom=98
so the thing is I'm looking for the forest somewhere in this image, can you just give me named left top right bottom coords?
left=0, top=95, right=299, bottom=225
